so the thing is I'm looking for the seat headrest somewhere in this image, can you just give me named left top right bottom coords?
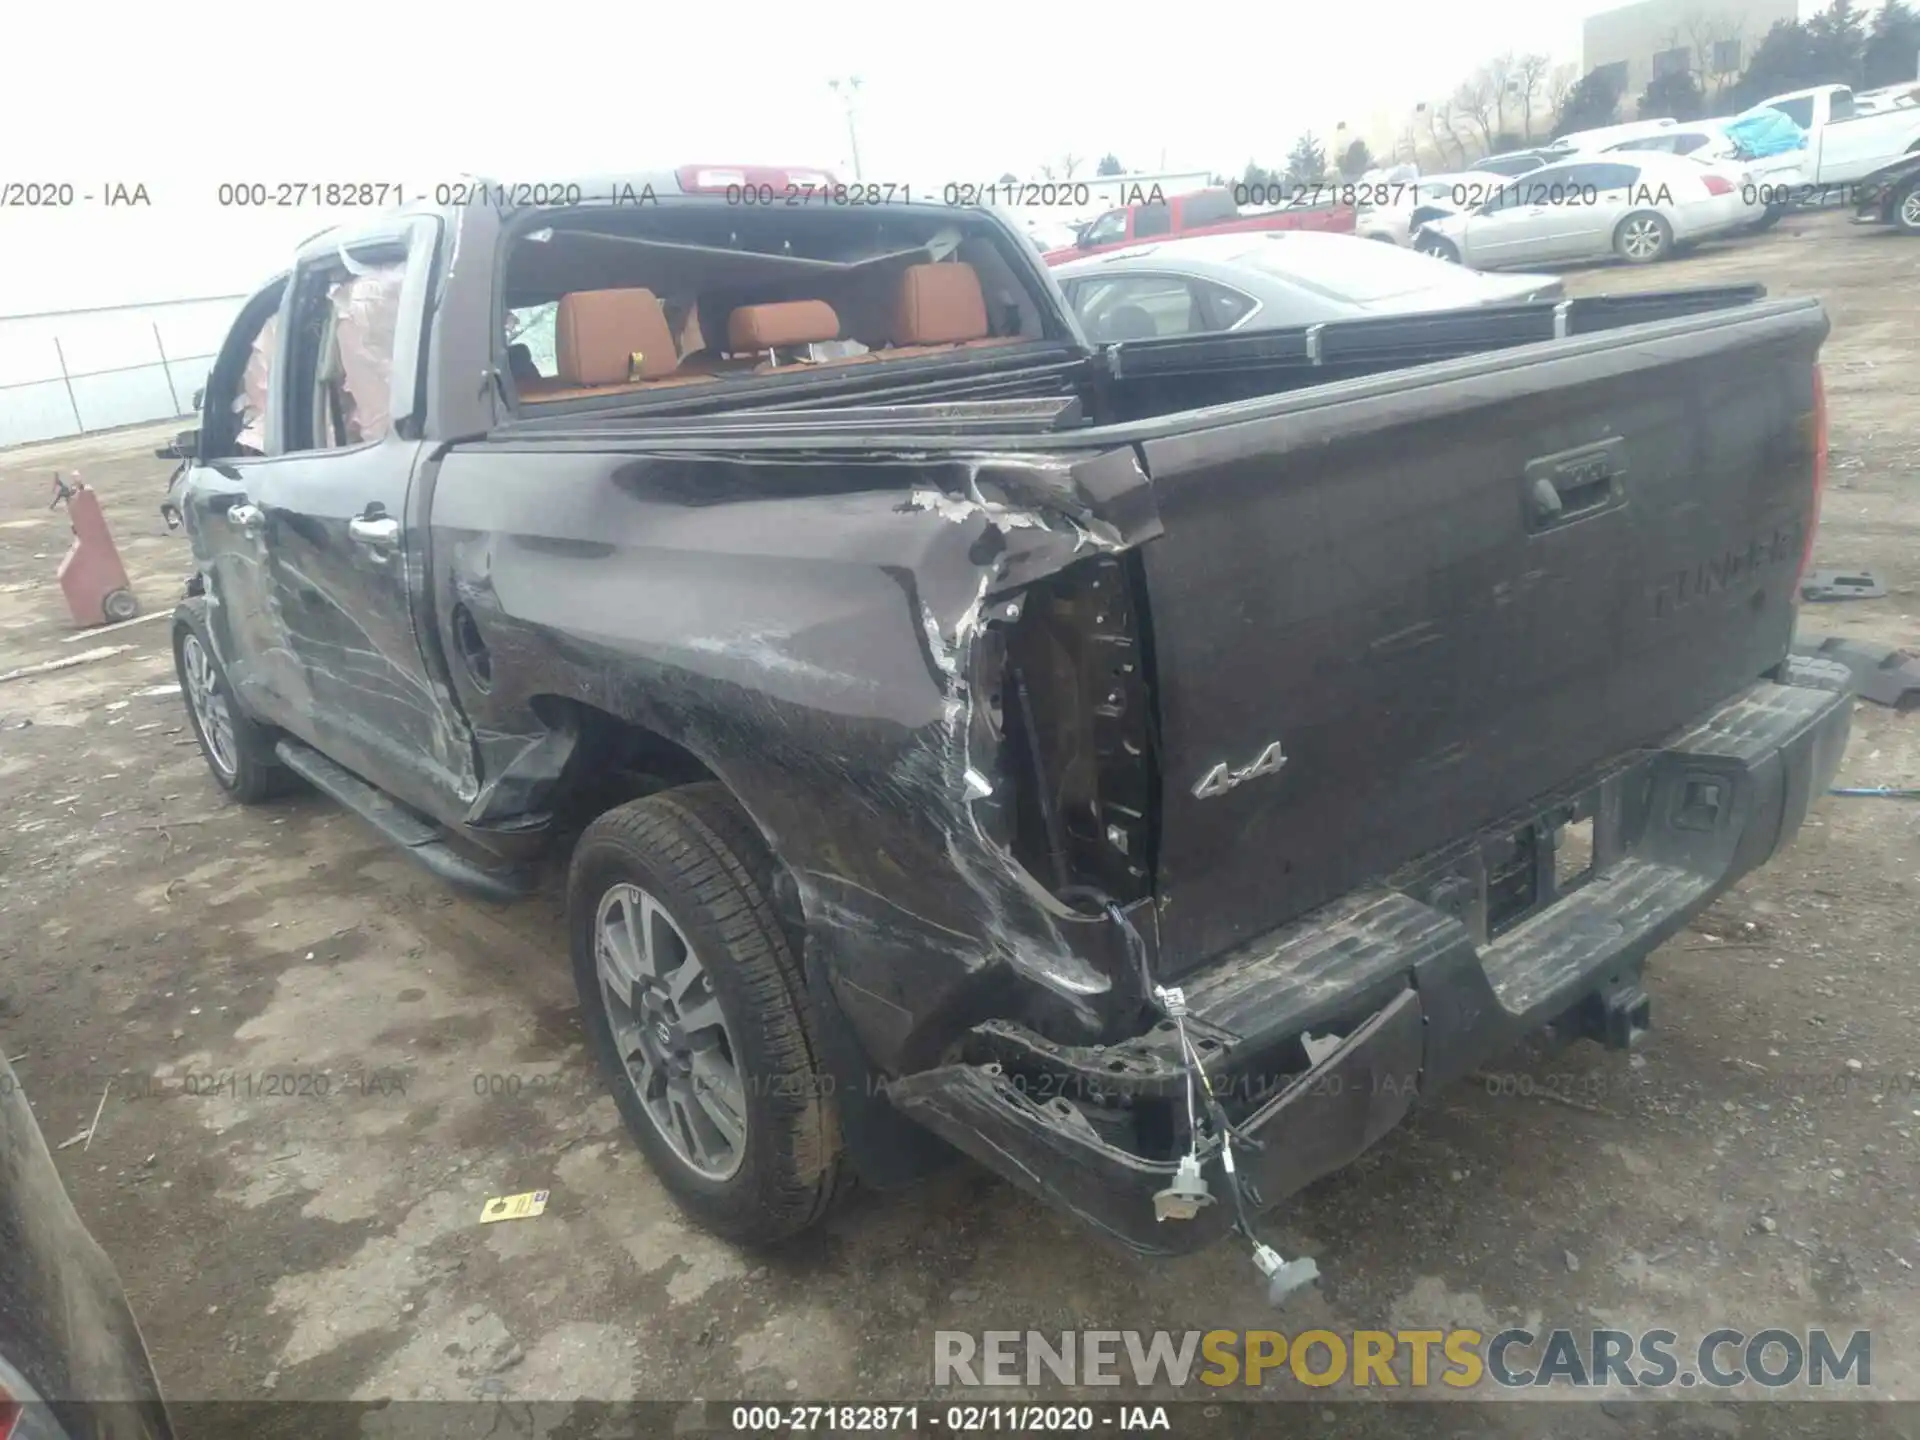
left=728, top=300, right=841, bottom=353
left=555, top=288, right=678, bottom=386
left=892, top=263, right=990, bottom=345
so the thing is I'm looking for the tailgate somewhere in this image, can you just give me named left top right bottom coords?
left=1133, top=298, right=1828, bottom=971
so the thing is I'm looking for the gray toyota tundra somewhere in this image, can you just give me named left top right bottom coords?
left=163, top=163, right=1848, bottom=1297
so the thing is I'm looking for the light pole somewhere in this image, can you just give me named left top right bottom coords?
left=828, top=76, right=864, bottom=181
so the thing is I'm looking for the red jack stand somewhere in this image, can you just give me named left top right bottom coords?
left=50, top=472, right=139, bottom=627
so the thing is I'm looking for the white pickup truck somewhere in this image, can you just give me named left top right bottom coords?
left=1754, top=83, right=1920, bottom=192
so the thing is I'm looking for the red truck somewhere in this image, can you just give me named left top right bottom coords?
left=1044, top=183, right=1356, bottom=264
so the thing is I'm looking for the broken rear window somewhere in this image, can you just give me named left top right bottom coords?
left=499, top=202, right=1048, bottom=408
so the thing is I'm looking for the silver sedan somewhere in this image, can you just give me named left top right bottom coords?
left=1052, top=230, right=1562, bottom=342
left=1411, top=151, right=1760, bottom=269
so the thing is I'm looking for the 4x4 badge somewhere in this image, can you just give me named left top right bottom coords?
left=1192, top=742, right=1288, bottom=799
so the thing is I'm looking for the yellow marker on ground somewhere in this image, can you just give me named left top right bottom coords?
left=479, top=1190, right=550, bottom=1223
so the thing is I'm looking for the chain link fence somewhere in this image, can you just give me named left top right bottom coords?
left=0, top=295, right=245, bottom=449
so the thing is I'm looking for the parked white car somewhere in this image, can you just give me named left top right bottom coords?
left=1412, top=151, right=1758, bottom=269
left=1751, top=84, right=1920, bottom=189
left=1053, top=231, right=1563, bottom=338
left=1353, top=172, right=1510, bottom=246
left=1554, top=118, right=1682, bottom=151
left=1595, top=120, right=1806, bottom=228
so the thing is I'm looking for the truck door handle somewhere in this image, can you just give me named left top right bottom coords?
left=226, top=502, right=264, bottom=532
left=348, top=515, right=399, bottom=547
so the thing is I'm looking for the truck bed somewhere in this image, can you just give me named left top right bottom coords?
left=447, top=284, right=1829, bottom=1010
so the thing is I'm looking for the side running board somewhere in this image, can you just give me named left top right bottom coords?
left=273, top=739, right=535, bottom=903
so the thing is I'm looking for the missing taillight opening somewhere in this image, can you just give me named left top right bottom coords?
left=1000, top=556, right=1156, bottom=906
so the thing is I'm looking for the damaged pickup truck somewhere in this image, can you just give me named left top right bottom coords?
left=167, top=163, right=1848, bottom=1293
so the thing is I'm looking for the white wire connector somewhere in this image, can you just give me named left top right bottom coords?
left=1153, top=984, right=1204, bottom=1149
left=1152, top=1152, right=1215, bottom=1222
left=1252, top=1243, right=1321, bottom=1307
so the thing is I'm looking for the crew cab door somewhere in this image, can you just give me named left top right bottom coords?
left=181, top=281, right=302, bottom=725
left=240, top=216, right=478, bottom=818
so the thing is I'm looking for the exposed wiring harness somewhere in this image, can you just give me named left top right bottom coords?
left=1106, top=902, right=1319, bottom=1303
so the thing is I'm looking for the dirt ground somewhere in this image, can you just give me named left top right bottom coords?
left=2, top=209, right=1917, bottom=1436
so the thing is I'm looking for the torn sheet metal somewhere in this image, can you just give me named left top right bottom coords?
left=426, top=441, right=1163, bottom=1070
left=888, top=989, right=1425, bottom=1255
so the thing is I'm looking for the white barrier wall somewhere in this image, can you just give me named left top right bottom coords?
left=0, top=295, right=245, bottom=448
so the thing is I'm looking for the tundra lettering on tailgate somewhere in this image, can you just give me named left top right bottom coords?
left=1652, top=522, right=1804, bottom=618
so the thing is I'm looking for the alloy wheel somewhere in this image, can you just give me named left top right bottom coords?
left=1900, top=188, right=1920, bottom=232
left=181, top=633, right=239, bottom=778
left=1623, top=217, right=1664, bottom=260
left=594, top=882, right=748, bottom=1181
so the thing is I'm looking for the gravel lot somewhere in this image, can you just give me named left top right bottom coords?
left=1, top=209, right=1917, bottom=1437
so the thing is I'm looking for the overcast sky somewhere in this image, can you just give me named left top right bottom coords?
left=1, top=0, right=1805, bottom=312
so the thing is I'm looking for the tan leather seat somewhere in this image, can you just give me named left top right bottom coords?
left=521, top=287, right=716, bottom=403
left=729, top=300, right=840, bottom=353
left=881, top=263, right=1026, bottom=359
left=725, top=300, right=883, bottom=374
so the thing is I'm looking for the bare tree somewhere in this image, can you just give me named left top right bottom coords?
left=1486, top=54, right=1520, bottom=140
left=1452, top=70, right=1498, bottom=156
left=1425, top=100, right=1469, bottom=168
left=1547, top=61, right=1580, bottom=119
left=1059, top=153, right=1083, bottom=180
left=1514, top=52, right=1554, bottom=140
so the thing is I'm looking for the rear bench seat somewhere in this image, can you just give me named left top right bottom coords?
left=518, top=262, right=1027, bottom=405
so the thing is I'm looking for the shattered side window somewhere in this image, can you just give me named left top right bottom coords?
left=324, top=261, right=408, bottom=445
left=507, top=303, right=558, bottom=375
left=234, top=314, right=278, bottom=454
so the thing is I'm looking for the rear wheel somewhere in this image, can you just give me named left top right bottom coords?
left=1746, top=202, right=1788, bottom=233
left=1613, top=211, right=1672, bottom=264
left=568, top=783, right=844, bottom=1244
left=1416, top=235, right=1461, bottom=264
left=1894, top=181, right=1920, bottom=236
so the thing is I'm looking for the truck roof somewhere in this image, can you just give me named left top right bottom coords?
left=294, top=163, right=945, bottom=257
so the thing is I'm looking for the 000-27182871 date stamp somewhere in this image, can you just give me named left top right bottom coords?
left=0, top=1067, right=409, bottom=1102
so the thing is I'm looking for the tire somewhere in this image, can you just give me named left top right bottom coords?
left=102, top=588, right=139, bottom=623
left=1894, top=181, right=1920, bottom=237
left=1746, top=202, right=1788, bottom=233
left=1416, top=235, right=1461, bottom=264
left=172, top=602, right=293, bottom=804
left=568, top=783, right=844, bottom=1245
left=1613, top=211, right=1672, bottom=264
